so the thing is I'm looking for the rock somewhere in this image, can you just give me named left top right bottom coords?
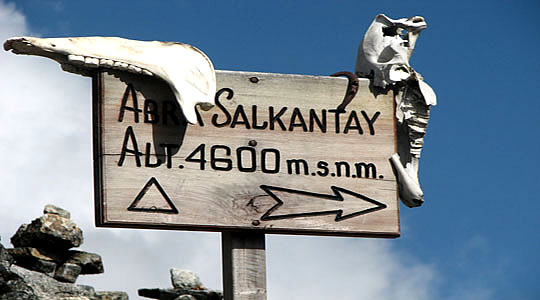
left=140, top=269, right=222, bottom=300
left=44, top=204, right=71, bottom=219
left=94, top=291, right=129, bottom=300
left=7, top=247, right=57, bottom=262
left=174, top=295, right=196, bottom=300
left=1, top=209, right=130, bottom=300
left=67, top=250, right=104, bottom=274
left=18, top=258, right=55, bottom=277
left=0, top=242, right=13, bottom=268
left=0, top=292, right=39, bottom=300
left=54, top=263, right=82, bottom=283
left=170, top=269, right=203, bottom=290
left=138, top=288, right=222, bottom=300
left=7, top=247, right=103, bottom=276
left=0, top=243, right=19, bottom=296
left=139, top=288, right=180, bottom=300
left=11, top=214, right=83, bottom=250
left=7, top=264, right=95, bottom=299
left=7, top=247, right=58, bottom=276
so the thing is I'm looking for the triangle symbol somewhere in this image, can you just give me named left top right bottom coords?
left=127, top=177, right=179, bottom=214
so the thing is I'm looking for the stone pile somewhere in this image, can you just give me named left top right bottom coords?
left=0, top=204, right=128, bottom=300
left=138, top=268, right=222, bottom=300
left=8, top=205, right=101, bottom=283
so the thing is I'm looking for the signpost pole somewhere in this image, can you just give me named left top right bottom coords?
left=222, top=231, right=267, bottom=300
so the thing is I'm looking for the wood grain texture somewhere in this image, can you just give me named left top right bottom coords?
left=222, top=232, right=266, bottom=300
left=93, top=69, right=399, bottom=237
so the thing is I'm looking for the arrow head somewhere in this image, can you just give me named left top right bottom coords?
left=330, top=186, right=387, bottom=221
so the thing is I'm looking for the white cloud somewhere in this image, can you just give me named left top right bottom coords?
left=0, top=2, right=438, bottom=299
left=267, top=236, right=435, bottom=300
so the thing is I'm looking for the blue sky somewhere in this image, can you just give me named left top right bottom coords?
left=0, top=0, right=538, bottom=299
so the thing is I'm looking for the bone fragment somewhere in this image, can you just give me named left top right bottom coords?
left=99, top=58, right=114, bottom=67
left=84, top=57, right=99, bottom=68
left=113, top=61, right=128, bottom=70
left=68, top=55, right=85, bottom=65
left=3, top=36, right=216, bottom=124
left=128, top=65, right=142, bottom=73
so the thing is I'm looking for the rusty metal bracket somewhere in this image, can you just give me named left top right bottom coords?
left=330, top=71, right=359, bottom=112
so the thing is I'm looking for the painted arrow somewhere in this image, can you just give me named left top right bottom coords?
left=259, top=185, right=387, bottom=222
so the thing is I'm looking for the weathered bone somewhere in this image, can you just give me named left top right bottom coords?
left=3, top=36, right=216, bottom=124
left=356, top=14, right=437, bottom=207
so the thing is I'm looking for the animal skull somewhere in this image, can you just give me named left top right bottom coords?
left=3, top=36, right=216, bottom=124
left=355, top=14, right=427, bottom=88
left=356, top=14, right=437, bottom=208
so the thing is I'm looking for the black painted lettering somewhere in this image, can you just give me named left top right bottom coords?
left=289, top=107, right=307, bottom=132
left=160, top=144, right=179, bottom=168
left=185, top=144, right=207, bottom=170
left=335, top=161, right=351, bottom=177
left=361, top=111, right=380, bottom=135
left=316, top=161, right=329, bottom=176
left=211, top=145, right=232, bottom=171
left=144, top=99, right=160, bottom=124
left=144, top=143, right=162, bottom=168
left=309, top=109, right=327, bottom=133
left=163, top=100, right=180, bottom=125
left=118, top=126, right=142, bottom=167
left=118, top=84, right=141, bottom=123
left=252, top=105, right=268, bottom=130
left=231, top=105, right=251, bottom=129
left=211, top=88, right=233, bottom=127
left=286, top=159, right=309, bottom=175
left=355, top=162, right=377, bottom=178
left=343, top=110, right=363, bottom=134
left=195, top=107, right=204, bottom=126
left=261, top=149, right=280, bottom=173
left=269, top=106, right=287, bottom=131
left=328, top=109, right=344, bottom=133
left=237, top=147, right=256, bottom=172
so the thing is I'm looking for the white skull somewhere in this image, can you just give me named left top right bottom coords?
left=355, top=14, right=427, bottom=89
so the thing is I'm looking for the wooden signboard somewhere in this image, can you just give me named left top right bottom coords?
left=93, top=70, right=399, bottom=237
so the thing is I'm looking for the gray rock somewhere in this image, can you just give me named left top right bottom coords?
left=0, top=292, right=39, bottom=300
left=11, top=214, right=83, bottom=250
left=7, top=247, right=103, bottom=276
left=174, top=295, right=196, bottom=300
left=54, top=263, right=82, bottom=283
left=170, top=269, right=203, bottom=290
left=7, top=264, right=95, bottom=299
left=0, top=242, right=18, bottom=293
left=19, top=258, right=56, bottom=277
left=138, top=288, right=222, bottom=300
left=43, top=204, right=71, bottom=219
left=94, top=291, right=129, bottom=300
left=0, top=242, right=13, bottom=268
left=67, top=250, right=104, bottom=274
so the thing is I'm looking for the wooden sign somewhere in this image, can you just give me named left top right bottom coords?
left=93, top=70, right=399, bottom=237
